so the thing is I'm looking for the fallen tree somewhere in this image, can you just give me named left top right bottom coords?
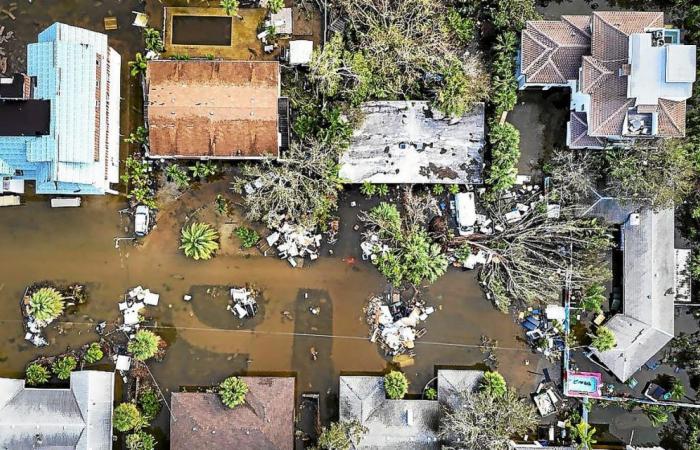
left=451, top=192, right=612, bottom=311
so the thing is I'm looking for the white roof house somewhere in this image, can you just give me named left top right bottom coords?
left=339, top=369, right=483, bottom=449
left=339, top=101, right=485, bottom=184
left=593, top=208, right=676, bottom=381
left=0, top=370, right=115, bottom=449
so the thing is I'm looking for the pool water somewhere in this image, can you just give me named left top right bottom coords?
left=171, top=15, right=233, bottom=46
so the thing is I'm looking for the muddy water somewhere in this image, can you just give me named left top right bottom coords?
left=0, top=0, right=540, bottom=443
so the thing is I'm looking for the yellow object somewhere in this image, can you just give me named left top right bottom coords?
left=104, top=17, right=118, bottom=31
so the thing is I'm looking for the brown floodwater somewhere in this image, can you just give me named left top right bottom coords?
left=0, top=0, right=544, bottom=444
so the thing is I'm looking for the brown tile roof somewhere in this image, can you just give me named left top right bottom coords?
left=146, top=60, right=280, bottom=158
left=591, top=11, right=663, bottom=62
left=170, top=377, right=295, bottom=450
left=520, top=16, right=590, bottom=84
left=657, top=99, right=686, bottom=137
left=569, top=111, right=605, bottom=148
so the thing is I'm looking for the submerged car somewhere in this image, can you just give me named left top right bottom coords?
left=134, top=205, right=150, bottom=237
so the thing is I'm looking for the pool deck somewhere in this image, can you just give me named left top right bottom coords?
left=163, top=7, right=277, bottom=60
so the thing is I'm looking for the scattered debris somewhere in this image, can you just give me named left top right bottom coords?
left=118, top=286, right=160, bottom=332
left=520, top=307, right=565, bottom=361
left=365, top=290, right=434, bottom=356
left=264, top=216, right=323, bottom=266
left=21, top=283, right=87, bottom=347
left=227, top=287, right=259, bottom=319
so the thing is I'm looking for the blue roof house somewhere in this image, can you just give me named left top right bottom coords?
left=0, top=23, right=121, bottom=195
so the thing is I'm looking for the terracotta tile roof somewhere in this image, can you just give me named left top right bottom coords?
left=520, top=17, right=590, bottom=84
left=146, top=60, right=280, bottom=158
left=591, top=11, right=663, bottom=62
left=580, top=56, right=611, bottom=94
left=657, top=99, right=686, bottom=137
left=569, top=111, right=605, bottom=148
left=170, top=377, right=295, bottom=450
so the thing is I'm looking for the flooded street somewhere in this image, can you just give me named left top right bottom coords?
left=0, top=0, right=558, bottom=444
left=0, top=186, right=536, bottom=436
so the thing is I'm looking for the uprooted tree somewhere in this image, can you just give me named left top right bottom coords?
left=309, top=0, right=489, bottom=115
left=451, top=192, right=612, bottom=311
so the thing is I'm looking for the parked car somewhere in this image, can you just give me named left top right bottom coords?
left=134, top=205, right=150, bottom=237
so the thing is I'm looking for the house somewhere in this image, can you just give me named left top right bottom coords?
left=338, top=101, right=485, bottom=184
left=0, top=23, right=121, bottom=195
left=170, top=376, right=295, bottom=449
left=0, top=370, right=115, bottom=449
left=339, top=369, right=484, bottom=448
left=592, top=208, right=676, bottom=382
left=510, top=444, right=665, bottom=450
left=518, top=12, right=696, bottom=149
left=145, top=60, right=289, bottom=159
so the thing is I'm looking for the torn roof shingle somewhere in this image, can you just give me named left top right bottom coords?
left=339, top=101, right=485, bottom=184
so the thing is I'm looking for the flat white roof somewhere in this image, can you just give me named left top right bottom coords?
left=666, top=44, right=697, bottom=83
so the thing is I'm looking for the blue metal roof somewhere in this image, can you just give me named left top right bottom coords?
left=0, top=22, right=119, bottom=195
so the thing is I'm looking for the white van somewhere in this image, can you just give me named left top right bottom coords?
left=455, top=192, right=476, bottom=236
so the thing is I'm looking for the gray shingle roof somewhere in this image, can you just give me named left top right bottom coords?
left=0, top=371, right=115, bottom=450
left=339, top=370, right=483, bottom=449
left=593, top=208, right=675, bottom=381
left=338, top=101, right=485, bottom=184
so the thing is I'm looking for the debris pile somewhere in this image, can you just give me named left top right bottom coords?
left=365, top=293, right=434, bottom=356
left=360, top=234, right=390, bottom=262
left=265, top=219, right=323, bottom=267
left=227, top=287, right=259, bottom=319
left=118, top=286, right=160, bottom=332
left=520, top=305, right=566, bottom=360
left=22, top=284, right=86, bottom=348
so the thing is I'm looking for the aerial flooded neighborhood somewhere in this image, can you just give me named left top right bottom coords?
left=0, top=0, right=699, bottom=449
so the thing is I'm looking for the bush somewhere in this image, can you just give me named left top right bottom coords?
left=481, top=371, right=507, bottom=397
left=591, top=326, right=617, bottom=352
left=360, top=181, right=376, bottom=198
left=424, top=387, right=437, bottom=400
left=128, top=330, right=162, bottom=361
left=432, top=185, right=445, bottom=195
left=234, top=226, right=260, bottom=249
left=486, top=122, right=520, bottom=193
left=28, top=287, right=64, bottom=323
left=138, top=388, right=162, bottom=421
left=114, top=403, right=143, bottom=433
left=165, top=164, right=191, bottom=189
left=126, top=430, right=156, bottom=450
left=84, top=342, right=104, bottom=364
left=384, top=371, right=409, bottom=400
left=143, top=27, right=164, bottom=53
left=581, top=285, right=606, bottom=314
left=447, top=8, right=475, bottom=43
left=180, top=222, right=220, bottom=260
left=317, top=420, right=367, bottom=450
left=26, top=363, right=50, bottom=386
left=376, top=184, right=389, bottom=197
left=491, top=32, right=518, bottom=117
left=219, top=376, right=248, bottom=408
left=52, top=356, right=77, bottom=381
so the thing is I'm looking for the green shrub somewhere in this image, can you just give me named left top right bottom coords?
left=376, top=184, right=389, bottom=197
left=448, top=184, right=460, bottom=195
left=165, top=164, right=191, bottom=189
left=26, top=363, right=50, bottom=386
left=481, top=371, right=507, bottom=397
left=360, top=181, right=377, bottom=198
left=384, top=371, right=409, bottom=399
left=591, top=326, right=617, bottom=352
left=491, top=32, right=518, bottom=117
left=128, top=330, right=162, bottom=361
left=84, top=343, right=104, bottom=364
left=28, top=287, right=64, bottom=322
left=581, top=285, right=606, bottom=314
left=113, top=403, right=143, bottom=433
left=432, top=185, right=445, bottom=195
left=235, top=226, right=260, bottom=249
left=424, top=387, right=437, bottom=400
left=126, top=430, right=156, bottom=450
left=220, top=0, right=239, bottom=16
left=52, top=356, right=77, bottom=381
left=128, top=53, right=147, bottom=77
left=219, top=376, right=249, bottom=408
left=143, top=28, right=164, bottom=53
left=447, top=9, right=475, bottom=43
left=138, top=388, right=162, bottom=421
left=485, top=122, right=520, bottom=193
left=267, top=0, right=284, bottom=13
left=180, top=222, right=220, bottom=260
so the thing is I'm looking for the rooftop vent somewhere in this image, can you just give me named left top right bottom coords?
left=649, top=29, right=665, bottom=47
left=405, top=408, right=414, bottom=426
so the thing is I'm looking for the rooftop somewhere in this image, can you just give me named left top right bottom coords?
left=593, top=208, right=675, bottom=381
left=520, top=11, right=696, bottom=145
left=170, top=376, right=295, bottom=450
left=339, top=101, right=485, bottom=184
left=0, top=371, right=115, bottom=450
left=339, top=369, right=483, bottom=449
left=146, top=59, right=280, bottom=159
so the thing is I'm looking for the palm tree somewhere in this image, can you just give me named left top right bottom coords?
left=220, top=0, right=239, bottom=16
left=128, top=330, right=161, bottom=361
left=28, top=287, right=65, bottom=323
left=267, top=0, right=285, bottom=14
left=571, top=421, right=597, bottom=450
left=590, top=326, right=616, bottom=352
left=219, top=376, right=248, bottom=408
left=128, top=53, right=147, bottom=77
left=180, top=222, right=220, bottom=260
left=670, top=378, right=686, bottom=400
